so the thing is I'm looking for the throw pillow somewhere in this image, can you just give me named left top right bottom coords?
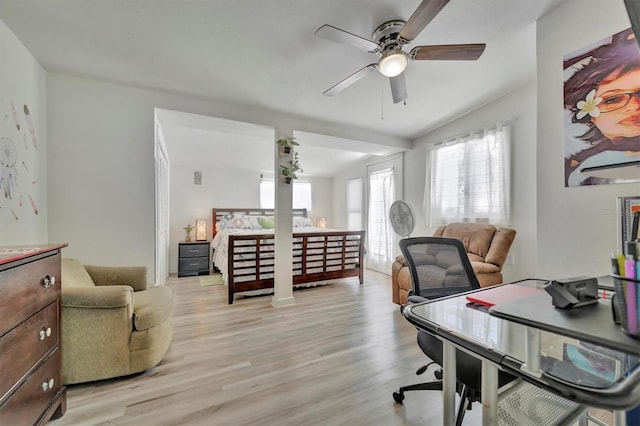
left=257, top=216, right=275, bottom=229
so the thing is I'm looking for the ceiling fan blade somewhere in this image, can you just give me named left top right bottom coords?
left=322, top=64, right=378, bottom=97
left=389, top=73, right=407, bottom=104
left=315, top=24, right=379, bottom=52
left=398, top=0, right=451, bottom=42
left=410, top=44, right=486, bottom=60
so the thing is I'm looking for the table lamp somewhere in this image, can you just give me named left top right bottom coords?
left=195, top=219, right=207, bottom=241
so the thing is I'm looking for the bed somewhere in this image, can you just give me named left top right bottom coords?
left=211, top=208, right=365, bottom=304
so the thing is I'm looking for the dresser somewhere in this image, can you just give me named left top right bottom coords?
left=0, top=244, right=67, bottom=425
left=178, top=241, right=210, bottom=277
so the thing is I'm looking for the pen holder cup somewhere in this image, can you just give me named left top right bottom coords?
left=611, top=274, right=640, bottom=339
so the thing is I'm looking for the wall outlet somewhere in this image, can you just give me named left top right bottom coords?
left=506, top=254, right=515, bottom=266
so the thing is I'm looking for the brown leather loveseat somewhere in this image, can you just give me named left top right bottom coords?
left=392, top=222, right=516, bottom=305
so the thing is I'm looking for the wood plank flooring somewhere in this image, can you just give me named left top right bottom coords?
left=50, top=270, right=472, bottom=426
left=48, top=270, right=615, bottom=426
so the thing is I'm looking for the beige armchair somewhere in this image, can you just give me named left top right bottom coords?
left=392, top=222, right=516, bottom=305
left=61, top=258, right=175, bottom=385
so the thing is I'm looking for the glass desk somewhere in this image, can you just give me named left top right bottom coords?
left=403, top=279, right=640, bottom=426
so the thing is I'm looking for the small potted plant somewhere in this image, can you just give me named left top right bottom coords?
left=184, top=224, right=193, bottom=242
left=281, top=151, right=303, bottom=184
left=276, top=136, right=299, bottom=155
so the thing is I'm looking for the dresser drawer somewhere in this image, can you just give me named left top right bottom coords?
left=179, top=257, right=209, bottom=272
left=0, top=301, right=59, bottom=402
left=0, top=253, right=61, bottom=337
left=179, top=243, right=209, bottom=258
left=0, top=349, right=61, bottom=426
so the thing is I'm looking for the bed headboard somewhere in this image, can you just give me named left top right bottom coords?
left=211, top=208, right=307, bottom=239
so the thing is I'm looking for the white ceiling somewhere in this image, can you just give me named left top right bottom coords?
left=0, top=0, right=564, bottom=175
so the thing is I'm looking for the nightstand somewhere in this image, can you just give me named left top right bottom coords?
left=178, top=241, right=210, bottom=277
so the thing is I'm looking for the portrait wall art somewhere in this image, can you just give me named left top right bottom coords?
left=563, top=27, right=640, bottom=187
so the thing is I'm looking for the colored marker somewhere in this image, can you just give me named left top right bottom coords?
left=611, top=252, right=621, bottom=275
left=625, top=255, right=637, bottom=335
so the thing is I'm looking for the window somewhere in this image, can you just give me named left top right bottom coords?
left=347, top=178, right=362, bottom=230
left=259, top=180, right=312, bottom=211
left=425, top=124, right=511, bottom=226
left=292, top=181, right=312, bottom=211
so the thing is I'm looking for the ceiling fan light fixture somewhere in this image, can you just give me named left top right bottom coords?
left=378, top=51, right=408, bottom=77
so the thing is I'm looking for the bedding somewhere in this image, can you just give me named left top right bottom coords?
left=211, top=208, right=365, bottom=304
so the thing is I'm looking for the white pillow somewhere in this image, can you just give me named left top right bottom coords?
left=293, top=216, right=314, bottom=227
left=219, top=214, right=261, bottom=230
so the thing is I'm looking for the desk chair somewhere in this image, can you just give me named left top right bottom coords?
left=392, top=237, right=516, bottom=425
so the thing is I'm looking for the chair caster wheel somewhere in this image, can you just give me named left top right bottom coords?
left=392, top=392, right=405, bottom=404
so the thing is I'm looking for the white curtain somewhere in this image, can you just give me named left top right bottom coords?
left=425, top=124, right=511, bottom=226
left=367, top=168, right=395, bottom=273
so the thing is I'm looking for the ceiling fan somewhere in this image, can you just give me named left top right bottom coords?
left=315, top=0, right=486, bottom=104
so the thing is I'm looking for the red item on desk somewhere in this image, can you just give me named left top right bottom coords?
left=466, top=285, right=542, bottom=307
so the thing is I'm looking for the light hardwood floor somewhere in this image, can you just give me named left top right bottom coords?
left=50, top=270, right=475, bottom=426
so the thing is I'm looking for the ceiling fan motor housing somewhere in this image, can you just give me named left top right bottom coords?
left=371, top=20, right=407, bottom=56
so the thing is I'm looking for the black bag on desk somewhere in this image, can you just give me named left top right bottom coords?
left=544, top=277, right=598, bottom=309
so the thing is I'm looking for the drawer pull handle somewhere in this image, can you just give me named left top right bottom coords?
left=42, top=275, right=56, bottom=288
left=190, top=263, right=199, bottom=266
left=39, top=327, right=52, bottom=340
left=41, top=378, right=55, bottom=392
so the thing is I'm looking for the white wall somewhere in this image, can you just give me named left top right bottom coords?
left=333, top=164, right=366, bottom=231
left=306, top=175, right=333, bottom=227
left=536, top=0, right=640, bottom=278
left=47, top=75, right=156, bottom=274
left=409, top=83, right=538, bottom=282
left=168, top=162, right=260, bottom=273
left=0, top=19, right=47, bottom=245
left=46, top=73, right=392, bottom=280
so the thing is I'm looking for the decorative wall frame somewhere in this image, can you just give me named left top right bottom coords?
left=563, top=28, right=640, bottom=187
